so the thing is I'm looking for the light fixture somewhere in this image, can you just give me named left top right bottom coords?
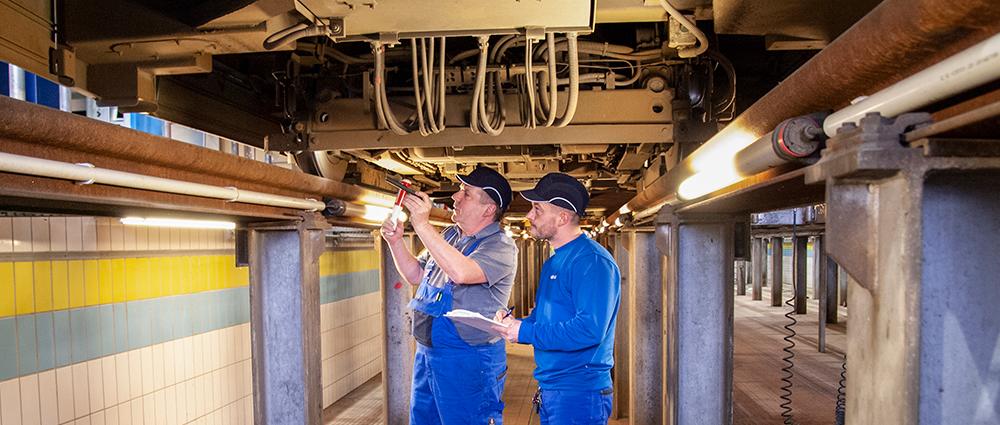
left=120, top=217, right=236, bottom=230
left=677, top=165, right=742, bottom=200
left=687, top=127, right=756, bottom=174
left=361, top=205, right=407, bottom=223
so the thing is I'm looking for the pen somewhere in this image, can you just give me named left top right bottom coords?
left=502, top=306, right=514, bottom=320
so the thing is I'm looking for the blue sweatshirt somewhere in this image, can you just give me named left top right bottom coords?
left=517, top=234, right=621, bottom=391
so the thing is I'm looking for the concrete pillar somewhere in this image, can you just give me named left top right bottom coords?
left=838, top=265, right=848, bottom=307
left=628, top=230, right=663, bottom=425
left=510, top=239, right=523, bottom=316
left=612, top=233, right=631, bottom=419
left=815, top=236, right=828, bottom=352
left=248, top=215, right=328, bottom=425
left=761, top=238, right=769, bottom=287
left=806, top=112, right=1000, bottom=423
left=659, top=208, right=735, bottom=425
left=792, top=236, right=808, bottom=314
left=750, top=238, right=763, bottom=301
left=825, top=256, right=839, bottom=324
left=770, top=236, right=784, bottom=307
left=377, top=235, right=414, bottom=425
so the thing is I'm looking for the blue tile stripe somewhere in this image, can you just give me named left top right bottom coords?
left=0, top=268, right=379, bottom=381
left=320, top=270, right=380, bottom=304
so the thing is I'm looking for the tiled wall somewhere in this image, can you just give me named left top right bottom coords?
left=0, top=216, right=383, bottom=424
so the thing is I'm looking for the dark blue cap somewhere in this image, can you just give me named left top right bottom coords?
left=456, top=166, right=512, bottom=211
left=520, top=173, right=589, bottom=216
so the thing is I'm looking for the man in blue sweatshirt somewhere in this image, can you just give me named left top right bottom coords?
left=494, top=172, right=621, bottom=424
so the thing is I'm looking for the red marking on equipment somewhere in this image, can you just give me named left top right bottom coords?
left=394, top=282, right=403, bottom=289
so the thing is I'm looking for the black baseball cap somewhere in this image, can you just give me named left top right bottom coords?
left=520, top=173, right=589, bottom=216
left=456, top=166, right=513, bottom=211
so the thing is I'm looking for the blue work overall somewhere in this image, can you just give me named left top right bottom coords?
left=408, top=232, right=507, bottom=425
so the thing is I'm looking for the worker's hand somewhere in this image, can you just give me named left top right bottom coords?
left=401, top=191, right=433, bottom=229
left=380, top=215, right=403, bottom=243
left=492, top=317, right=521, bottom=344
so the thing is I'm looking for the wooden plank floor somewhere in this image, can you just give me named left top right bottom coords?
left=324, top=288, right=847, bottom=424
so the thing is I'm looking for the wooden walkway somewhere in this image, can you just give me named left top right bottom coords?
left=324, top=288, right=848, bottom=424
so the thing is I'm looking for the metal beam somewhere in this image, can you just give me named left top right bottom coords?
left=612, top=233, right=631, bottom=420
left=807, top=112, right=1000, bottom=423
left=792, top=236, right=808, bottom=314
left=378, top=235, right=414, bottom=425
left=249, top=215, right=328, bottom=425
left=658, top=207, right=735, bottom=425
left=628, top=230, right=664, bottom=425
left=751, top=238, right=763, bottom=301
left=770, top=236, right=784, bottom=307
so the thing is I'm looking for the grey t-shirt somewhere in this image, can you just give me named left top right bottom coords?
left=413, top=222, right=518, bottom=346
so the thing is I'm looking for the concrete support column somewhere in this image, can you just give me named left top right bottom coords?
left=612, top=233, right=631, bottom=419
left=659, top=208, right=735, bottom=425
left=628, top=230, right=663, bottom=425
left=824, top=256, right=839, bottom=324
left=750, top=238, right=763, bottom=301
left=806, top=113, right=1000, bottom=423
left=248, top=215, right=329, bottom=425
left=838, top=267, right=848, bottom=307
left=770, top=236, right=784, bottom=307
left=761, top=238, right=769, bottom=287
left=815, top=235, right=828, bottom=352
left=378, top=235, right=415, bottom=425
left=792, top=236, right=808, bottom=314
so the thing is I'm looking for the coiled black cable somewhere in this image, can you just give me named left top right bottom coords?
left=779, top=292, right=797, bottom=424
left=835, top=357, right=847, bottom=425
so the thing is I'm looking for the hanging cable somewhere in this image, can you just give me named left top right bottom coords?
left=779, top=211, right=799, bottom=425
left=657, top=0, right=709, bottom=58
left=542, top=32, right=558, bottom=127
left=410, top=39, right=430, bottom=136
left=263, top=22, right=329, bottom=51
left=524, top=37, right=537, bottom=129
left=554, top=33, right=580, bottom=128
left=835, top=357, right=847, bottom=425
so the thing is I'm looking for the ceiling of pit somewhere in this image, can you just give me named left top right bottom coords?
left=60, top=0, right=880, bottom=221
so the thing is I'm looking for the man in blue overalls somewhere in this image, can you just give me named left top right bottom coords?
left=381, top=166, right=517, bottom=425
left=494, top=173, right=621, bottom=425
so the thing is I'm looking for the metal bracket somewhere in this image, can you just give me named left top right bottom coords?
left=524, top=26, right=546, bottom=41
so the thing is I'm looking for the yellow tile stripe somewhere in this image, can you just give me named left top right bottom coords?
left=0, top=255, right=250, bottom=317
left=319, top=249, right=378, bottom=277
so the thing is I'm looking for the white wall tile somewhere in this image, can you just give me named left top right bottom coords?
left=163, top=386, right=177, bottom=425
left=13, top=217, right=32, bottom=252
left=211, top=371, right=222, bottom=413
left=87, top=359, right=104, bottom=413
left=154, top=391, right=166, bottom=425
left=96, top=218, right=111, bottom=251
left=110, top=221, right=124, bottom=252
left=73, top=416, right=90, bottom=425
left=19, top=375, right=40, bottom=425
left=49, top=217, right=67, bottom=252
left=66, top=217, right=84, bottom=252
left=129, top=399, right=142, bottom=425
left=55, top=366, right=75, bottom=424
left=123, top=225, right=136, bottom=252
left=105, top=407, right=119, bottom=425
left=90, top=410, right=105, bottom=425
left=163, top=341, right=176, bottom=387
left=146, top=227, right=159, bottom=251
left=128, top=351, right=142, bottom=401
left=102, top=356, right=118, bottom=408
left=72, top=362, right=91, bottom=418
left=81, top=217, right=98, bottom=252
left=169, top=229, right=181, bottom=250
left=115, top=353, right=130, bottom=406
left=135, top=227, right=148, bottom=252
left=31, top=217, right=50, bottom=252
left=116, top=403, right=131, bottom=425
left=152, top=345, right=164, bottom=391
left=37, top=371, right=58, bottom=425
left=0, top=217, right=13, bottom=253
left=194, top=376, right=205, bottom=418
left=192, top=335, right=204, bottom=377
left=142, top=394, right=154, bottom=425
left=1, top=378, right=22, bottom=425
left=141, top=347, right=154, bottom=395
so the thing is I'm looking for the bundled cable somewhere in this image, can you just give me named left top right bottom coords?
left=371, top=42, right=411, bottom=135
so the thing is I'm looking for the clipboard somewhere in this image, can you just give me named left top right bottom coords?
left=444, top=309, right=509, bottom=336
